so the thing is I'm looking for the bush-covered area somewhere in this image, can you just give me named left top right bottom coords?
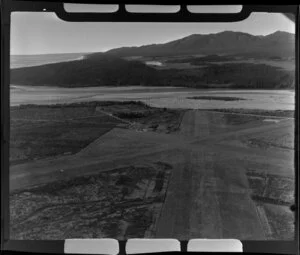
left=11, top=54, right=159, bottom=87
left=198, top=63, right=294, bottom=89
left=11, top=54, right=295, bottom=89
left=114, top=111, right=150, bottom=119
left=166, top=54, right=234, bottom=64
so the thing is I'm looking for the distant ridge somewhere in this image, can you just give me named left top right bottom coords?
left=101, top=30, right=294, bottom=58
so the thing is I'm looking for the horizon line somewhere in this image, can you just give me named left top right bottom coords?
left=11, top=29, right=294, bottom=56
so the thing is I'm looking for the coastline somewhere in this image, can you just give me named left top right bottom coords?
left=10, top=55, right=86, bottom=69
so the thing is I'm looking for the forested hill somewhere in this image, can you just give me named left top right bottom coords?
left=11, top=53, right=294, bottom=89
left=11, top=54, right=160, bottom=87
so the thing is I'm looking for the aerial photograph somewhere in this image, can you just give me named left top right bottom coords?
left=9, top=10, right=295, bottom=240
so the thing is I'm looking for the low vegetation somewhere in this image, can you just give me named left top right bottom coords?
left=10, top=101, right=185, bottom=164
left=246, top=170, right=294, bottom=239
left=10, top=162, right=173, bottom=239
left=96, top=102, right=186, bottom=133
left=10, top=114, right=120, bottom=165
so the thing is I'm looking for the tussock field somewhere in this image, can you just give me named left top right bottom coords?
left=10, top=162, right=172, bottom=239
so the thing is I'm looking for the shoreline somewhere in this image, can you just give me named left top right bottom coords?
left=10, top=55, right=86, bottom=69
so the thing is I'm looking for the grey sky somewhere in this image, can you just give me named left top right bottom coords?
left=11, top=12, right=295, bottom=55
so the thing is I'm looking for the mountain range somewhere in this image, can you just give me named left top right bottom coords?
left=102, top=30, right=294, bottom=58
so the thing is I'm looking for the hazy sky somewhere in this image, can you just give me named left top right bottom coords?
left=11, top=11, right=295, bottom=55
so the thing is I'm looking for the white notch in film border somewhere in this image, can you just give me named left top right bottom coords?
left=64, top=238, right=243, bottom=254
